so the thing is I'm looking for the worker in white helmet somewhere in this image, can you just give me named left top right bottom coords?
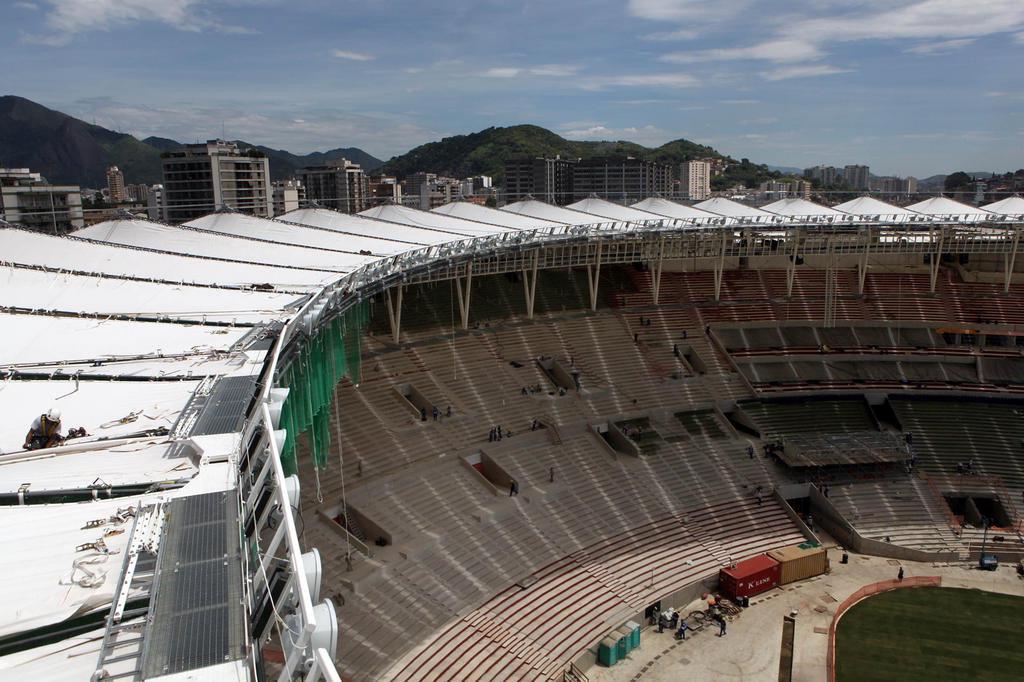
left=24, top=407, right=64, bottom=451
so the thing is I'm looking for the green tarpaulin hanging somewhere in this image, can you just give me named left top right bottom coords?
left=276, top=301, right=369, bottom=475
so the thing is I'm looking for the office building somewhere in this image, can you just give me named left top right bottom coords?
left=298, top=159, right=368, bottom=214
left=161, top=139, right=271, bottom=222
left=504, top=157, right=577, bottom=204
left=106, top=166, right=126, bottom=203
left=679, top=160, right=711, bottom=200
left=272, top=179, right=305, bottom=216
left=572, top=156, right=672, bottom=202
left=0, top=167, right=84, bottom=233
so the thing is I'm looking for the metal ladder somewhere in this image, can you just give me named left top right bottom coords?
left=93, top=502, right=165, bottom=681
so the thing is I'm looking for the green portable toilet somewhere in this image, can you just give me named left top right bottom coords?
left=625, top=620, right=641, bottom=649
left=598, top=636, right=619, bottom=666
left=615, top=626, right=633, bottom=655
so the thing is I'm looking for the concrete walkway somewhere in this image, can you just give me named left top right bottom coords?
left=586, top=547, right=1024, bottom=681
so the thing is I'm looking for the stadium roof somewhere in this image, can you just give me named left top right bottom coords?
left=280, top=206, right=470, bottom=244
left=761, top=197, right=847, bottom=220
left=833, top=196, right=921, bottom=222
left=906, top=197, right=993, bottom=222
left=501, top=198, right=603, bottom=224
left=982, top=196, right=1024, bottom=217
left=431, top=201, right=562, bottom=230
left=630, top=197, right=722, bottom=224
left=76, top=218, right=363, bottom=271
left=186, top=210, right=414, bottom=256
left=567, top=196, right=666, bottom=222
left=359, top=203, right=513, bottom=235
left=693, top=197, right=778, bottom=222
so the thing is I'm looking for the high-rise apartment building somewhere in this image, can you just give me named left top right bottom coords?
left=106, top=165, right=126, bottom=203
left=272, top=179, right=305, bottom=216
left=147, top=184, right=164, bottom=220
left=804, top=165, right=841, bottom=186
left=161, top=140, right=271, bottom=223
left=368, top=175, right=402, bottom=207
left=503, top=157, right=577, bottom=204
left=679, top=160, right=711, bottom=200
left=125, top=183, right=150, bottom=203
left=572, top=157, right=672, bottom=202
left=843, top=165, right=871, bottom=191
left=297, top=159, right=368, bottom=214
left=0, top=167, right=84, bottom=233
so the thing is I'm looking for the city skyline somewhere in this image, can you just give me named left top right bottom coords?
left=3, top=0, right=1023, bottom=177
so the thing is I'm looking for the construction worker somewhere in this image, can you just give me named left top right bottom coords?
left=24, top=407, right=64, bottom=451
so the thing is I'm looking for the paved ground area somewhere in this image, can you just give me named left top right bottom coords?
left=835, top=586, right=1024, bottom=681
left=586, top=547, right=1024, bottom=682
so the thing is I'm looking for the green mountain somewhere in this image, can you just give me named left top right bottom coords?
left=0, top=95, right=383, bottom=187
left=0, top=95, right=164, bottom=186
left=380, top=124, right=747, bottom=185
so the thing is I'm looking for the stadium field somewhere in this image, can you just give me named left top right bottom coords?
left=835, top=586, right=1024, bottom=681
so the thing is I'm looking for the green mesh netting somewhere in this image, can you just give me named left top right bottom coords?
left=277, top=300, right=369, bottom=475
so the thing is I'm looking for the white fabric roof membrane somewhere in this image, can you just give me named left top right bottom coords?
left=0, top=227, right=333, bottom=292
left=567, top=197, right=667, bottom=222
left=761, top=198, right=848, bottom=219
left=0, top=312, right=250, bottom=368
left=0, top=439, right=195, bottom=493
left=631, top=197, right=723, bottom=224
left=905, top=197, right=993, bottom=222
left=832, top=196, right=922, bottom=222
left=501, top=199, right=603, bottom=224
left=432, top=201, right=563, bottom=230
left=186, top=212, right=411, bottom=257
left=76, top=219, right=367, bottom=272
left=694, top=197, right=779, bottom=222
left=0, top=267, right=300, bottom=324
left=0, top=379, right=200, bottom=454
left=280, top=207, right=468, bottom=245
left=0, top=497, right=141, bottom=637
left=359, top=204, right=511, bottom=236
left=981, top=196, right=1024, bottom=216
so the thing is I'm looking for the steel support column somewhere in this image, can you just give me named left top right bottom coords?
left=858, top=229, right=871, bottom=295
left=384, top=284, right=403, bottom=344
left=651, top=235, right=665, bottom=305
left=587, top=242, right=602, bottom=311
left=454, top=262, right=473, bottom=329
left=929, top=228, right=944, bottom=293
left=1004, top=226, right=1020, bottom=293
left=714, top=230, right=727, bottom=301
left=523, top=252, right=539, bottom=319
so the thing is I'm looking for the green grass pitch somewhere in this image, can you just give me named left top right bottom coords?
left=835, top=586, right=1024, bottom=681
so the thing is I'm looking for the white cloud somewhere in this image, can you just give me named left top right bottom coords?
left=905, top=38, right=975, bottom=54
left=27, top=0, right=255, bottom=44
left=560, top=123, right=671, bottom=146
left=1014, top=31, right=1024, bottom=44
left=13, top=2, right=39, bottom=10
left=627, top=0, right=749, bottom=23
left=661, top=39, right=822, bottom=64
left=578, top=73, right=699, bottom=90
left=760, top=64, right=852, bottom=81
left=720, top=99, right=760, bottom=105
left=641, top=28, right=698, bottom=41
left=331, top=49, right=374, bottom=61
left=787, top=0, right=1024, bottom=43
left=480, top=64, right=579, bottom=78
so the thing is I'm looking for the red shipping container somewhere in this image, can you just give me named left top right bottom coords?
left=718, top=554, right=780, bottom=601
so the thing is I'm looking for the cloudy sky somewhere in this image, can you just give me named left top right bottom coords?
left=5, top=0, right=1023, bottom=176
